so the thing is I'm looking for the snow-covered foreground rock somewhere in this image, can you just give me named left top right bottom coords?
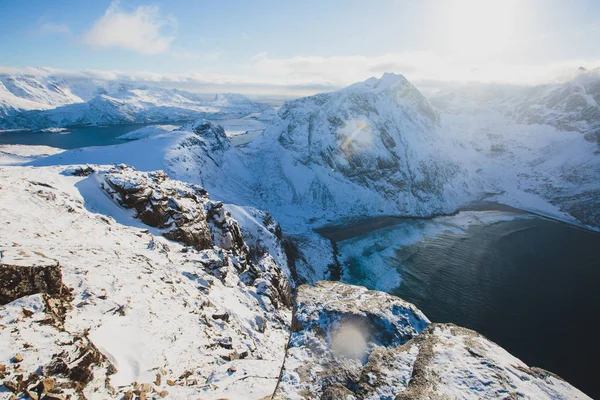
left=0, top=164, right=292, bottom=399
left=274, top=281, right=429, bottom=399
left=0, top=74, right=271, bottom=130
left=274, top=281, right=589, bottom=400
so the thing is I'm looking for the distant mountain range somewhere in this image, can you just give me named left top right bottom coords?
left=0, top=74, right=272, bottom=130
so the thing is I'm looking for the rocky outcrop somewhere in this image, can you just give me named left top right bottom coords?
left=274, top=281, right=590, bottom=400
left=0, top=249, right=69, bottom=305
left=102, top=165, right=238, bottom=252
left=274, top=281, right=429, bottom=399
left=101, top=165, right=291, bottom=308
left=0, top=294, right=115, bottom=400
left=178, top=119, right=231, bottom=153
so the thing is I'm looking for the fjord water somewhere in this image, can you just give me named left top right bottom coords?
left=0, top=118, right=266, bottom=149
left=330, top=212, right=600, bottom=397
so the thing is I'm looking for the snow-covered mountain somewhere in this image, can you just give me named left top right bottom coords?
left=241, top=73, right=482, bottom=222
left=0, top=74, right=271, bottom=130
left=430, top=69, right=600, bottom=229
left=22, top=72, right=600, bottom=278
left=0, top=75, right=84, bottom=115
left=432, top=67, right=600, bottom=141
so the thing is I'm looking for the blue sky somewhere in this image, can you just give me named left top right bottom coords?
left=1, top=0, right=599, bottom=94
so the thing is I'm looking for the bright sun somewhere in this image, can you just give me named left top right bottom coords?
left=444, top=0, right=518, bottom=60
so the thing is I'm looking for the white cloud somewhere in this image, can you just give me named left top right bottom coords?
left=38, top=22, right=71, bottom=35
left=82, top=0, right=175, bottom=55
left=244, top=52, right=600, bottom=88
left=1, top=53, right=599, bottom=97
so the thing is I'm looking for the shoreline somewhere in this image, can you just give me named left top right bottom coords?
left=315, top=200, right=600, bottom=242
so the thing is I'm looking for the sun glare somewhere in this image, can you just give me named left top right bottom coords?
left=444, top=0, right=518, bottom=61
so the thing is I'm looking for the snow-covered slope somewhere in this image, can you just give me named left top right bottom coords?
left=0, top=75, right=84, bottom=116
left=0, top=75, right=271, bottom=130
left=0, top=164, right=292, bottom=399
left=432, top=67, right=600, bottom=141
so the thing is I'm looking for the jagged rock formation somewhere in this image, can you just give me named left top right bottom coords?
left=274, top=281, right=590, bottom=400
left=101, top=165, right=292, bottom=308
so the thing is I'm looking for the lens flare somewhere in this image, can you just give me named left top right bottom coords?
left=331, top=323, right=368, bottom=360
left=339, top=119, right=373, bottom=153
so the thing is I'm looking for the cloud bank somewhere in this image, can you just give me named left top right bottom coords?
left=1, top=52, right=599, bottom=96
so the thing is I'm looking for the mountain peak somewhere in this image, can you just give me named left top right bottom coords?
left=356, top=72, right=409, bottom=92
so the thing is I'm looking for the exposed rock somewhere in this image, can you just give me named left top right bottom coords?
left=101, top=166, right=292, bottom=308
left=35, top=377, right=56, bottom=394
left=71, top=166, right=95, bottom=177
left=321, top=383, right=358, bottom=400
left=44, top=334, right=114, bottom=390
left=0, top=249, right=68, bottom=305
left=102, top=166, right=214, bottom=251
